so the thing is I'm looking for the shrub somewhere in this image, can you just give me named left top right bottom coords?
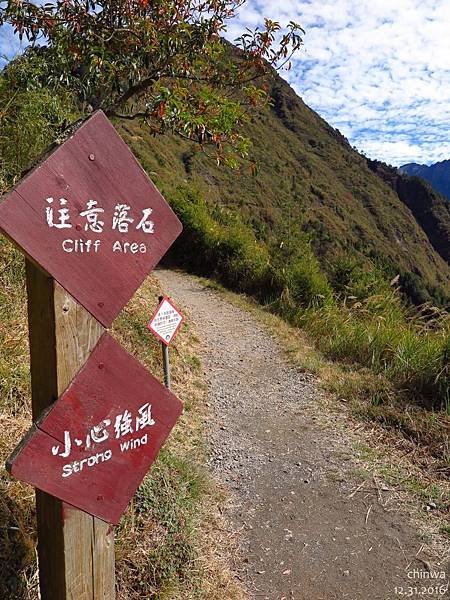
left=0, top=54, right=76, bottom=194
left=299, top=298, right=449, bottom=410
left=165, top=185, right=449, bottom=409
left=166, top=185, right=273, bottom=297
left=281, top=253, right=332, bottom=312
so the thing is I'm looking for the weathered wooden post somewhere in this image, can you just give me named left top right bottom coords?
left=26, top=263, right=114, bottom=598
left=0, top=111, right=183, bottom=600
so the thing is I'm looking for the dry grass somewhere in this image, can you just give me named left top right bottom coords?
left=0, top=240, right=37, bottom=600
left=0, top=239, right=244, bottom=599
left=0, top=412, right=38, bottom=600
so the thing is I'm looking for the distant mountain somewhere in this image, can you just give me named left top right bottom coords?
left=400, top=160, right=450, bottom=201
left=368, top=160, right=450, bottom=265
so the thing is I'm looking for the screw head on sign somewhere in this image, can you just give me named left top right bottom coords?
left=89, top=154, right=95, bottom=161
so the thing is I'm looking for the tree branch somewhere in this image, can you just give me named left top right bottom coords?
left=107, top=73, right=157, bottom=109
left=105, top=110, right=151, bottom=120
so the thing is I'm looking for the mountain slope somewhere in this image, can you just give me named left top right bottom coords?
left=368, top=159, right=450, bottom=265
left=116, top=72, right=450, bottom=304
left=400, top=160, right=450, bottom=201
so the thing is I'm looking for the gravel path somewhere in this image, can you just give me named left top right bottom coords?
left=157, top=269, right=445, bottom=600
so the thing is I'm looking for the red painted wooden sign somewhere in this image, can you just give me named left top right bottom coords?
left=7, top=334, right=183, bottom=524
left=0, top=110, right=182, bottom=327
left=148, top=296, right=184, bottom=345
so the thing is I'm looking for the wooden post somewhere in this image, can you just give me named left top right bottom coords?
left=26, top=260, right=115, bottom=600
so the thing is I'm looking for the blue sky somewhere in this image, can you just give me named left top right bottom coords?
left=226, top=0, right=450, bottom=166
left=1, top=1, right=450, bottom=166
left=0, top=24, right=24, bottom=63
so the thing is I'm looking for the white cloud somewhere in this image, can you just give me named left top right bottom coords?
left=226, top=0, right=450, bottom=166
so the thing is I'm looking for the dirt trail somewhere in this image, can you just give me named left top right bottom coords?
left=157, top=269, right=447, bottom=600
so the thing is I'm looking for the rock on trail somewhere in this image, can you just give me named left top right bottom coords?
left=156, top=269, right=443, bottom=600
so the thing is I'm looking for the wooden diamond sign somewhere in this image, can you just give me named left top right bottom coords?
left=1, top=110, right=187, bottom=598
left=0, top=110, right=182, bottom=327
left=7, top=334, right=183, bottom=524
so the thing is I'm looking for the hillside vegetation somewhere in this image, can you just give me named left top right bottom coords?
left=116, top=73, right=450, bottom=307
left=113, top=69, right=450, bottom=417
left=1, top=52, right=449, bottom=462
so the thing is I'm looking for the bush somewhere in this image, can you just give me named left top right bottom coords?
left=0, top=53, right=76, bottom=194
left=279, top=253, right=332, bottom=313
left=166, top=185, right=273, bottom=296
left=299, top=299, right=449, bottom=410
left=165, top=185, right=449, bottom=410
